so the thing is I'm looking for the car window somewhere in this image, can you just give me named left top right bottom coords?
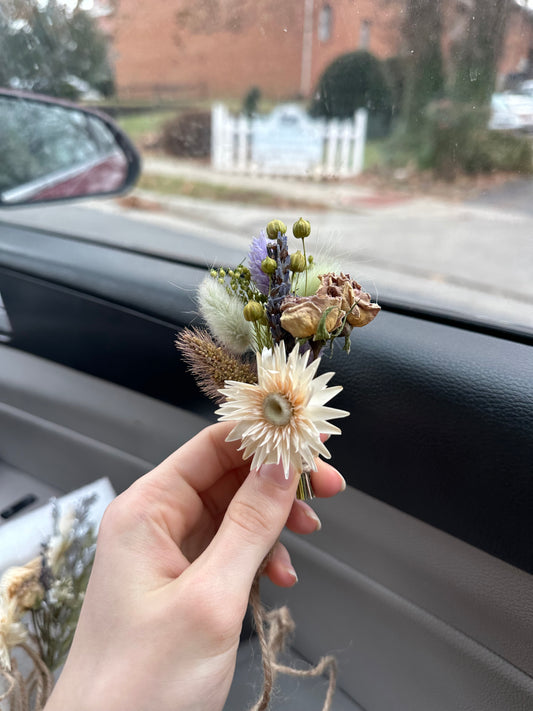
left=1, top=0, right=533, bottom=334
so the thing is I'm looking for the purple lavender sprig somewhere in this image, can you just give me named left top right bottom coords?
left=266, top=231, right=295, bottom=350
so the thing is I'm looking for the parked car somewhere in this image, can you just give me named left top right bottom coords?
left=489, top=92, right=533, bottom=132
left=518, top=78, right=533, bottom=97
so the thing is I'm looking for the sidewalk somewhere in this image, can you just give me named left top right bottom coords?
left=141, top=156, right=413, bottom=211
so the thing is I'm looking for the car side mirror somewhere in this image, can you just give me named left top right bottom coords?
left=0, top=90, right=140, bottom=207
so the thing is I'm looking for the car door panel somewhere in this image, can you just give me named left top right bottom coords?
left=263, top=526, right=533, bottom=711
left=0, top=344, right=209, bottom=498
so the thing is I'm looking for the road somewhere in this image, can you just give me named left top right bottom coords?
left=2, top=169, right=532, bottom=332
left=470, top=177, right=533, bottom=216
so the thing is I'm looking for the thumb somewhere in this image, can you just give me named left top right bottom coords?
left=201, top=462, right=299, bottom=596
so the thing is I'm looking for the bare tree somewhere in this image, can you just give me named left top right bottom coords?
left=401, top=0, right=445, bottom=132
left=452, top=0, right=513, bottom=105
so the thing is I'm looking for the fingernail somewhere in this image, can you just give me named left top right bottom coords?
left=303, top=505, right=322, bottom=531
left=286, top=565, right=298, bottom=584
left=336, top=470, right=346, bottom=492
left=258, top=462, right=294, bottom=489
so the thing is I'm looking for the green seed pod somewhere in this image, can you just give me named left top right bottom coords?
left=266, top=219, right=287, bottom=239
left=261, top=257, right=277, bottom=275
left=289, top=251, right=306, bottom=273
left=293, top=217, right=311, bottom=239
left=210, top=269, right=218, bottom=278
left=308, top=254, right=314, bottom=264
left=219, top=268, right=226, bottom=278
left=243, top=300, right=265, bottom=322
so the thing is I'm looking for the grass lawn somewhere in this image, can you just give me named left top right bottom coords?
left=136, top=173, right=324, bottom=210
left=117, top=110, right=177, bottom=143
left=364, top=139, right=389, bottom=171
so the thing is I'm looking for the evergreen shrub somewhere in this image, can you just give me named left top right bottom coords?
left=309, top=50, right=393, bottom=137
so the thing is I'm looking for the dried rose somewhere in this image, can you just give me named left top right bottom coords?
left=280, top=294, right=343, bottom=338
left=317, top=272, right=381, bottom=327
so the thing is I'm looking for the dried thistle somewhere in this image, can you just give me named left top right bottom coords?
left=176, top=328, right=257, bottom=402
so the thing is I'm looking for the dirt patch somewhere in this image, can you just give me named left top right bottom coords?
left=116, top=195, right=163, bottom=211
left=351, top=168, right=521, bottom=202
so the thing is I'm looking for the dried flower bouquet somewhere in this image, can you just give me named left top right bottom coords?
left=0, top=496, right=97, bottom=710
left=176, top=218, right=380, bottom=710
left=177, top=217, right=380, bottom=499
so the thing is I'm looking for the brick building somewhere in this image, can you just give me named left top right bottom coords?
left=108, top=0, right=533, bottom=101
left=111, top=0, right=403, bottom=100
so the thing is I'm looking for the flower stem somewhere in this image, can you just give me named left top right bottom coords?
left=296, top=471, right=314, bottom=500
left=302, top=237, right=308, bottom=294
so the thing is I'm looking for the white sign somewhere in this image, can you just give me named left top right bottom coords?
left=251, top=104, right=324, bottom=175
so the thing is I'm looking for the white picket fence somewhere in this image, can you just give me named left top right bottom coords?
left=211, top=103, right=367, bottom=178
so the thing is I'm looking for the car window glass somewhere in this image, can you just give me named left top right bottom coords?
left=2, top=0, right=533, bottom=334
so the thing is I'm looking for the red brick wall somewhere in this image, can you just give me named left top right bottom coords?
left=114, top=0, right=298, bottom=99
left=112, top=0, right=402, bottom=100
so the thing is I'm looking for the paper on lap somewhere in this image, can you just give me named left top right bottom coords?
left=0, top=478, right=115, bottom=571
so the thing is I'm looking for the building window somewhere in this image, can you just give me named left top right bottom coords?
left=318, top=4, right=332, bottom=43
left=359, top=19, right=371, bottom=50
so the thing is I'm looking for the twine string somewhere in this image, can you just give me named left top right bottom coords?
left=0, top=667, right=20, bottom=711
left=0, top=643, right=53, bottom=711
left=20, top=643, right=53, bottom=710
left=248, top=565, right=337, bottom=711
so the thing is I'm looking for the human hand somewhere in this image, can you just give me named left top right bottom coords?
left=44, top=422, right=345, bottom=711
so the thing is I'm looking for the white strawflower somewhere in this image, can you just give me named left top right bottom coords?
left=216, top=342, right=349, bottom=477
left=198, top=276, right=253, bottom=354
